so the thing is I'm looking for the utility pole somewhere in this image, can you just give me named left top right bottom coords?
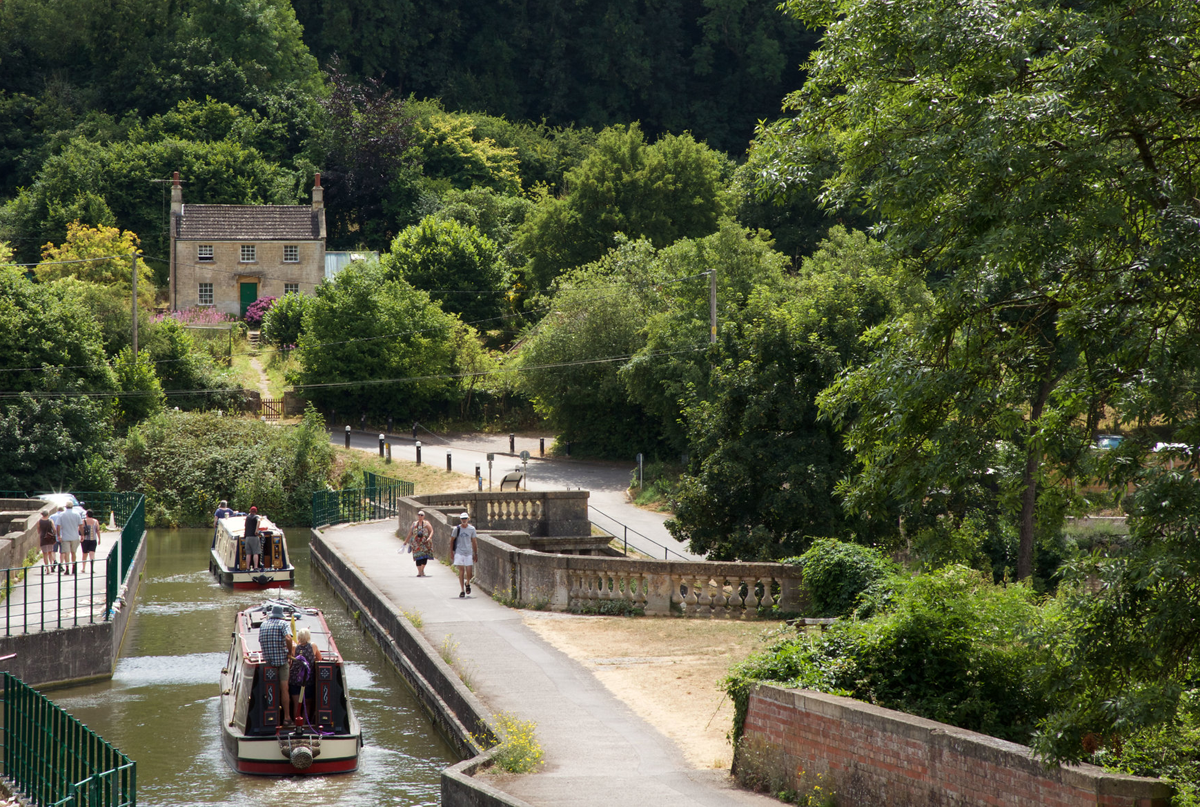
left=131, top=251, right=139, bottom=359
left=709, top=268, right=717, bottom=343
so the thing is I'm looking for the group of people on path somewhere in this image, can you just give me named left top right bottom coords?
left=400, top=510, right=479, bottom=598
left=257, top=603, right=323, bottom=727
left=36, top=501, right=103, bottom=575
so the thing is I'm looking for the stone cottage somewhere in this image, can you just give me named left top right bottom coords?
left=168, top=172, right=326, bottom=317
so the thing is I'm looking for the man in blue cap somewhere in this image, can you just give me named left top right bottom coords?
left=258, top=603, right=294, bottom=725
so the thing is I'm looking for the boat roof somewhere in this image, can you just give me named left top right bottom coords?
left=234, top=600, right=341, bottom=662
left=218, top=514, right=281, bottom=538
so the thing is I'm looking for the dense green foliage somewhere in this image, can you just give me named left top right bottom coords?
left=0, top=266, right=117, bottom=491
left=295, top=260, right=470, bottom=420
left=726, top=566, right=1051, bottom=745
left=261, top=291, right=310, bottom=348
left=668, top=228, right=924, bottom=560
left=383, top=217, right=508, bottom=324
left=289, top=0, right=817, bottom=154
left=119, top=406, right=333, bottom=526
left=791, top=538, right=893, bottom=618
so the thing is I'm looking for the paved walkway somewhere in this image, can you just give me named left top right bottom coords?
left=0, top=530, right=120, bottom=635
left=331, top=428, right=702, bottom=560
left=321, top=520, right=774, bottom=807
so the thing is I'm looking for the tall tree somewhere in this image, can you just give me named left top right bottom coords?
left=760, top=0, right=1200, bottom=580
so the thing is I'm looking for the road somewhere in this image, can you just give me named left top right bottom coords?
left=328, top=427, right=702, bottom=560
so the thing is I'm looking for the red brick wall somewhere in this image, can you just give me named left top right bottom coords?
left=742, top=686, right=1172, bottom=807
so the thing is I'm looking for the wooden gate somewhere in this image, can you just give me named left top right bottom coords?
left=261, top=398, right=283, bottom=421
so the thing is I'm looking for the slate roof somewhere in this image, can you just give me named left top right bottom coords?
left=175, top=204, right=321, bottom=241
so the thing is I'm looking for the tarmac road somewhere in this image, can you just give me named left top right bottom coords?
left=328, top=428, right=703, bottom=560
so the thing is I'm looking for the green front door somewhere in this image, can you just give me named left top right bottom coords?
left=239, top=282, right=258, bottom=319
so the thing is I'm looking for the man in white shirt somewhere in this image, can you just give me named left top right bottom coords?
left=56, top=502, right=84, bottom=575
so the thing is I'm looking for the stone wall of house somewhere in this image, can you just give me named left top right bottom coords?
left=173, top=240, right=323, bottom=315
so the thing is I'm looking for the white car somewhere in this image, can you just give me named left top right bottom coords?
left=35, top=492, right=84, bottom=510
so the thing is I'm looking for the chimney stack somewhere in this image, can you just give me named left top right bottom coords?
left=312, top=172, right=323, bottom=211
left=170, top=171, right=183, bottom=216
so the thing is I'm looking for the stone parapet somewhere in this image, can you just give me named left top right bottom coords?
left=741, top=686, right=1172, bottom=807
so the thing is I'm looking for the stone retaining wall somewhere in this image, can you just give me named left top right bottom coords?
left=742, top=685, right=1172, bottom=807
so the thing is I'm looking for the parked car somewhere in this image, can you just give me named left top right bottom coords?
left=35, top=492, right=83, bottom=510
left=1095, top=434, right=1124, bottom=450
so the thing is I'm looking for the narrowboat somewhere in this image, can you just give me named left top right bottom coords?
left=219, top=600, right=362, bottom=775
left=210, top=513, right=295, bottom=589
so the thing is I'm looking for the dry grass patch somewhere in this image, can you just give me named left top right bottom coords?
left=522, top=612, right=783, bottom=770
left=332, top=447, right=477, bottom=494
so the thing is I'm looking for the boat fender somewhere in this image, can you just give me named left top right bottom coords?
left=290, top=745, right=314, bottom=769
left=253, top=574, right=272, bottom=585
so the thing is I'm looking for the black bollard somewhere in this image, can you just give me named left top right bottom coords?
left=416, top=442, right=422, bottom=465
left=509, top=433, right=515, bottom=454
left=539, top=437, right=545, bottom=457
left=360, top=413, right=366, bottom=431
left=446, top=452, right=452, bottom=472
left=565, top=441, right=571, bottom=457
left=344, top=426, right=351, bottom=449
left=378, top=434, right=385, bottom=457
left=387, top=415, right=394, bottom=433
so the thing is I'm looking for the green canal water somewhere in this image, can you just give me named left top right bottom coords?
left=50, top=528, right=457, bottom=806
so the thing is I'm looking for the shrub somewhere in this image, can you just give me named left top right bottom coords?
left=244, top=295, right=277, bottom=327
left=791, top=538, right=893, bottom=617
left=725, top=565, right=1050, bottom=745
left=261, top=291, right=310, bottom=348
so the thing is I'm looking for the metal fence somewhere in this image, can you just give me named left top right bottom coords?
left=0, top=493, right=145, bottom=636
left=312, top=472, right=415, bottom=527
left=1, top=672, right=136, bottom=807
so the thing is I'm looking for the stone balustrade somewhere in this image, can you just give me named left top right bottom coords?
left=398, top=492, right=805, bottom=617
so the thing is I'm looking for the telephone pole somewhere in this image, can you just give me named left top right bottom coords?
left=709, top=268, right=717, bottom=343
left=131, top=251, right=139, bottom=359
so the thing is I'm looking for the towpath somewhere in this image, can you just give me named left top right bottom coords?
left=329, top=428, right=701, bottom=560
left=320, top=520, right=774, bottom=807
left=0, top=527, right=121, bottom=634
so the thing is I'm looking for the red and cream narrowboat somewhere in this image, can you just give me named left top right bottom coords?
left=219, top=600, right=362, bottom=775
left=210, top=514, right=295, bottom=589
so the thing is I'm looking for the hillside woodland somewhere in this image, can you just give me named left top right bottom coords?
left=2, top=0, right=1200, bottom=798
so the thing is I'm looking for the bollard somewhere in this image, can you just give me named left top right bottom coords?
left=378, top=434, right=385, bottom=457
left=509, top=433, right=515, bottom=454
left=386, top=443, right=392, bottom=463
left=387, top=415, right=393, bottom=433
left=566, top=441, right=571, bottom=457
left=412, top=422, right=418, bottom=440
left=446, top=452, right=452, bottom=472
left=416, top=441, right=422, bottom=465
left=344, top=425, right=351, bottom=449
left=540, top=437, right=545, bottom=457
left=475, top=463, right=481, bottom=480
left=360, top=413, right=366, bottom=431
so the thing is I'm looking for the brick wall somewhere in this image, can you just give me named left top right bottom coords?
left=742, top=686, right=1172, bottom=807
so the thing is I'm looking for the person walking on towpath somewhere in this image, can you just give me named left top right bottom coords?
left=37, top=511, right=56, bottom=569
left=81, top=509, right=102, bottom=574
left=56, top=501, right=84, bottom=575
left=450, top=512, right=478, bottom=598
left=259, top=603, right=293, bottom=726
left=402, top=510, right=435, bottom=577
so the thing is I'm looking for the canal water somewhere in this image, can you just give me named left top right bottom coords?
left=50, top=529, right=457, bottom=806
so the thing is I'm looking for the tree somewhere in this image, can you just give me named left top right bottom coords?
left=668, top=228, right=920, bottom=560
left=112, top=346, right=164, bottom=428
left=517, top=124, right=729, bottom=289
left=760, top=0, right=1200, bottom=582
left=295, top=260, right=466, bottom=419
left=412, top=111, right=521, bottom=195
left=312, top=65, right=420, bottom=250
left=0, top=265, right=118, bottom=491
left=516, top=241, right=659, bottom=457
left=261, top=289, right=310, bottom=348
left=620, top=219, right=793, bottom=454
left=36, top=222, right=155, bottom=308
left=383, top=217, right=508, bottom=325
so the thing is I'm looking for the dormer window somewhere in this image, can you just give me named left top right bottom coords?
left=240, top=244, right=256, bottom=263
left=198, top=245, right=214, bottom=262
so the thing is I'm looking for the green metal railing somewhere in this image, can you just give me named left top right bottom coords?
left=312, top=472, right=414, bottom=527
left=1, top=672, right=135, bottom=807
left=0, top=493, right=145, bottom=636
